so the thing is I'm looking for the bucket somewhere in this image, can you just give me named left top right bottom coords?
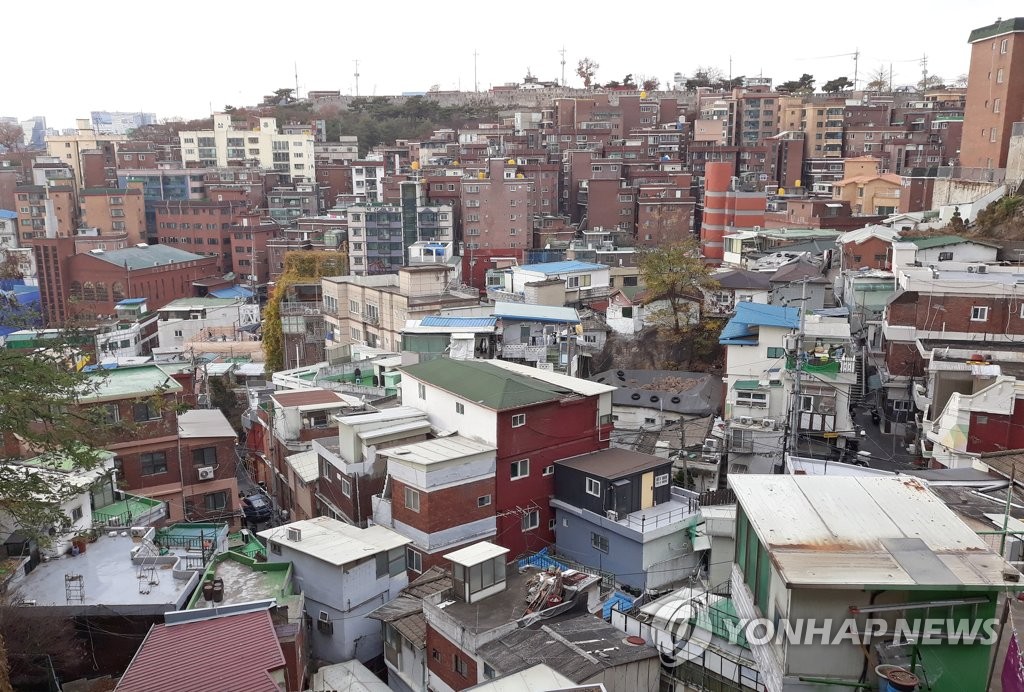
left=875, top=665, right=918, bottom=692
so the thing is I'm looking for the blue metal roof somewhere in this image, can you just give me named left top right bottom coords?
left=116, top=298, right=148, bottom=305
left=720, top=302, right=799, bottom=346
left=420, top=315, right=497, bottom=328
left=210, top=285, right=255, bottom=299
left=516, top=260, right=606, bottom=275
left=0, top=210, right=17, bottom=220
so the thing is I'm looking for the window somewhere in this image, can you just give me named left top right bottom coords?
left=140, top=452, right=167, bottom=475
left=938, top=251, right=953, bottom=262
left=735, top=391, right=768, bottom=408
left=971, top=306, right=989, bottom=321
left=132, top=401, right=159, bottom=422
left=585, top=477, right=601, bottom=496
left=620, top=306, right=633, bottom=318
left=455, top=402, right=465, bottom=414
left=1001, top=38, right=1009, bottom=54
left=432, top=649, right=441, bottom=662
left=341, top=477, right=351, bottom=497
left=511, top=413, right=526, bottom=428
left=204, top=491, right=228, bottom=511
left=997, top=68, right=1005, bottom=83
left=407, top=547, right=423, bottom=573
left=404, top=486, right=420, bottom=512
left=991, top=128, right=998, bottom=143
left=655, top=473, right=670, bottom=487
left=510, top=459, right=529, bottom=479
left=592, top=532, right=609, bottom=553
left=349, top=300, right=360, bottom=313
left=484, top=663, right=497, bottom=680
left=270, top=541, right=282, bottom=555
left=102, top=403, right=120, bottom=425
left=191, top=447, right=216, bottom=466
left=521, top=509, right=540, bottom=531
left=566, top=274, right=592, bottom=288
left=71, top=506, right=83, bottom=522
left=994, top=98, right=1002, bottom=114
left=543, top=465, right=554, bottom=476
left=453, top=654, right=468, bottom=678
left=477, top=494, right=491, bottom=508
left=417, top=383, right=426, bottom=399
left=767, top=347, right=785, bottom=358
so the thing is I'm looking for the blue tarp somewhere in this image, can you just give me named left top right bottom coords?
left=210, top=286, right=254, bottom=299
left=516, top=547, right=569, bottom=573
left=602, top=591, right=635, bottom=620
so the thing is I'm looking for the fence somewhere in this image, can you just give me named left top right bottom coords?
left=517, top=548, right=618, bottom=589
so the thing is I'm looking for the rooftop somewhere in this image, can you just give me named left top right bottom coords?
left=729, top=475, right=1021, bottom=589
left=590, top=369, right=716, bottom=416
left=445, top=542, right=509, bottom=567
left=493, top=302, right=580, bottom=324
left=835, top=224, right=899, bottom=245
left=9, top=531, right=199, bottom=615
left=969, top=16, right=1024, bottom=42
left=258, top=517, right=410, bottom=566
left=115, top=608, right=285, bottom=692
left=401, top=359, right=577, bottom=410
left=711, top=269, right=771, bottom=291
left=186, top=552, right=293, bottom=610
left=466, top=664, right=577, bottom=692
left=81, top=364, right=184, bottom=403
left=158, top=297, right=245, bottom=310
left=420, top=315, right=497, bottom=328
left=556, top=447, right=670, bottom=479
left=309, top=661, right=391, bottom=692
left=285, top=450, right=318, bottom=484
left=769, top=260, right=830, bottom=284
left=177, top=409, right=236, bottom=439
left=271, top=388, right=360, bottom=410
left=381, top=435, right=496, bottom=466
left=719, top=302, right=799, bottom=346
left=475, top=615, right=658, bottom=682
left=515, top=260, right=607, bottom=275
left=87, top=244, right=208, bottom=271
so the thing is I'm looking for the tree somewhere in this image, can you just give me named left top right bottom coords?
left=822, top=76, right=853, bottom=93
left=865, top=66, right=889, bottom=92
left=0, top=123, right=23, bottom=153
left=953, top=73, right=969, bottom=88
left=622, top=74, right=636, bottom=87
left=777, top=73, right=815, bottom=94
left=684, top=66, right=724, bottom=90
left=637, top=240, right=717, bottom=334
left=576, top=58, right=599, bottom=88
left=917, top=74, right=945, bottom=91
left=642, top=77, right=660, bottom=92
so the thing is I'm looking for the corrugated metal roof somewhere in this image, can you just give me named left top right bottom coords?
left=115, top=609, right=284, bottom=692
left=177, top=409, right=236, bottom=439
left=720, top=302, right=799, bottom=345
left=515, top=260, right=606, bottom=274
left=210, top=285, right=255, bottom=299
left=400, top=359, right=573, bottom=410
left=285, top=450, right=319, bottom=484
left=493, top=302, right=580, bottom=323
left=88, top=244, right=207, bottom=270
left=729, top=475, right=1019, bottom=589
left=382, top=435, right=496, bottom=465
left=733, top=380, right=762, bottom=390
left=420, top=315, right=497, bottom=328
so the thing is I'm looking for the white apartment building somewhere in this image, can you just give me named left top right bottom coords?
left=156, top=297, right=259, bottom=348
left=178, top=114, right=315, bottom=180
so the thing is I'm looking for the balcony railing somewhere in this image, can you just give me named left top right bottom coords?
left=280, top=301, right=322, bottom=316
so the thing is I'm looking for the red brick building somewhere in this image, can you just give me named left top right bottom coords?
left=153, top=199, right=255, bottom=273
left=962, top=17, right=1024, bottom=168
left=461, top=159, right=531, bottom=253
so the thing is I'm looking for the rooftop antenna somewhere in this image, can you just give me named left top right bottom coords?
left=473, top=50, right=479, bottom=92
left=560, top=46, right=567, bottom=86
left=354, top=60, right=360, bottom=97
left=294, top=62, right=300, bottom=100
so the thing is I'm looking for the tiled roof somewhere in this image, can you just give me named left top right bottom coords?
left=400, top=359, right=572, bottom=410
left=115, top=609, right=284, bottom=692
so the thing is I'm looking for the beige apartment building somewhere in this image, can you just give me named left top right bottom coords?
left=45, top=119, right=126, bottom=189
left=321, top=265, right=478, bottom=352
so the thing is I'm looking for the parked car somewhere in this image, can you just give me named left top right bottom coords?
left=240, top=493, right=272, bottom=525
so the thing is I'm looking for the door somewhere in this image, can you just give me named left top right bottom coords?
left=641, top=472, right=654, bottom=509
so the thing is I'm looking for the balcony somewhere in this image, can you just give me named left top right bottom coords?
left=92, top=493, right=168, bottom=528
left=280, top=301, right=322, bottom=316
left=362, top=311, right=379, bottom=326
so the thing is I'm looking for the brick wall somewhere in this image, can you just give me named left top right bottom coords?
left=426, top=623, right=477, bottom=691
left=391, top=477, right=495, bottom=534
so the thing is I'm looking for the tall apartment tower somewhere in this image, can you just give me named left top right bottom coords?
left=962, top=18, right=1024, bottom=168
left=701, top=161, right=766, bottom=264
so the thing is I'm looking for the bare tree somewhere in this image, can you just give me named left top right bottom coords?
left=576, top=58, right=599, bottom=88
left=0, top=123, right=24, bottom=153
left=865, top=66, right=890, bottom=92
left=953, top=73, right=969, bottom=88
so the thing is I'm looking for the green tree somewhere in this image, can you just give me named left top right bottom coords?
left=822, top=76, right=853, bottom=93
left=777, top=73, right=815, bottom=94
left=637, top=240, right=717, bottom=334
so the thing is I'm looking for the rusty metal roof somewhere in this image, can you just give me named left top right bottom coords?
left=729, top=475, right=1021, bottom=590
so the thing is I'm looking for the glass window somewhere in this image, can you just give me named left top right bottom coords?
left=140, top=452, right=167, bottom=475
left=510, top=459, right=529, bottom=479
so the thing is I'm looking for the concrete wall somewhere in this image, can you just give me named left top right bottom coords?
left=931, top=177, right=1002, bottom=209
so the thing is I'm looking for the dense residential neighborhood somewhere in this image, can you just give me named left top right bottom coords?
left=3, top=10, right=1024, bottom=692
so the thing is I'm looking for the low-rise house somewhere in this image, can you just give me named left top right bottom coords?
left=835, top=224, right=899, bottom=272
left=706, top=269, right=771, bottom=317
left=489, top=260, right=611, bottom=306
left=400, top=315, right=499, bottom=362
left=551, top=448, right=708, bottom=591
left=768, top=260, right=831, bottom=310
left=259, top=517, right=411, bottom=664
left=493, top=302, right=583, bottom=374
left=730, top=474, right=1022, bottom=692
left=156, top=296, right=259, bottom=349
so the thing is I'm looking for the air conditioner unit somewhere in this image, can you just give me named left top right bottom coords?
left=606, top=510, right=619, bottom=521
left=762, top=418, right=776, bottom=429
left=739, top=416, right=753, bottom=426
left=286, top=527, right=302, bottom=542
left=703, top=438, right=719, bottom=451
left=317, top=611, right=334, bottom=635
left=130, top=527, right=147, bottom=538
left=197, top=466, right=215, bottom=481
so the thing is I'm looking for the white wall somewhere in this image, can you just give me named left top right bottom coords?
left=400, top=377, right=498, bottom=445
left=915, top=242, right=999, bottom=266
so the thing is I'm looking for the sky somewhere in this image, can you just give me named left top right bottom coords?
left=2, top=1, right=1020, bottom=130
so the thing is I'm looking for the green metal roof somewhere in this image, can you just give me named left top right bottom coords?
left=401, top=359, right=572, bottom=410
left=969, top=17, right=1024, bottom=43
left=908, top=235, right=968, bottom=250
left=733, top=380, right=762, bottom=390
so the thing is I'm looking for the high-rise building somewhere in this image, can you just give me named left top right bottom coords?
left=962, top=17, right=1024, bottom=168
left=89, top=111, right=157, bottom=136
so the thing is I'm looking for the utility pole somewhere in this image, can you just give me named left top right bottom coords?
left=853, top=48, right=860, bottom=91
left=294, top=62, right=300, bottom=100
left=787, top=281, right=808, bottom=466
left=353, top=60, right=360, bottom=97
left=560, top=46, right=567, bottom=86
left=473, top=50, right=479, bottom=92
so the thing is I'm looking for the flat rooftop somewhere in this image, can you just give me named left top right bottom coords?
left=10, top=533, right=198, bottom=615
left=434, top=566, right=533, bottom=634
left=382, top=435, right=496, bottom=466
left=187, top=553, right=292, bottom=610
left=259, top=517, right=410, bottom=566
left=81, top=364, right=184, bottom=403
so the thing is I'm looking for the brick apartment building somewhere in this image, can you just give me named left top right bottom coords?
left=80, top=186, right=146, bottom=245
left=700, top=160, right=767, bottom=263
left=962, top=17, right=1024, bottom=168
left=153, top=199, right=256, bottom=273
left=398, top=359, right=614, bottom=559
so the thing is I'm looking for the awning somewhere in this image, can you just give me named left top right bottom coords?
left=733, top=380, right=762, bottom=390
left=236, top=323, right=261, bottom=333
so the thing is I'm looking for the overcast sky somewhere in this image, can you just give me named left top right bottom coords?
left=3, top=1, right=1018, bottom=130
